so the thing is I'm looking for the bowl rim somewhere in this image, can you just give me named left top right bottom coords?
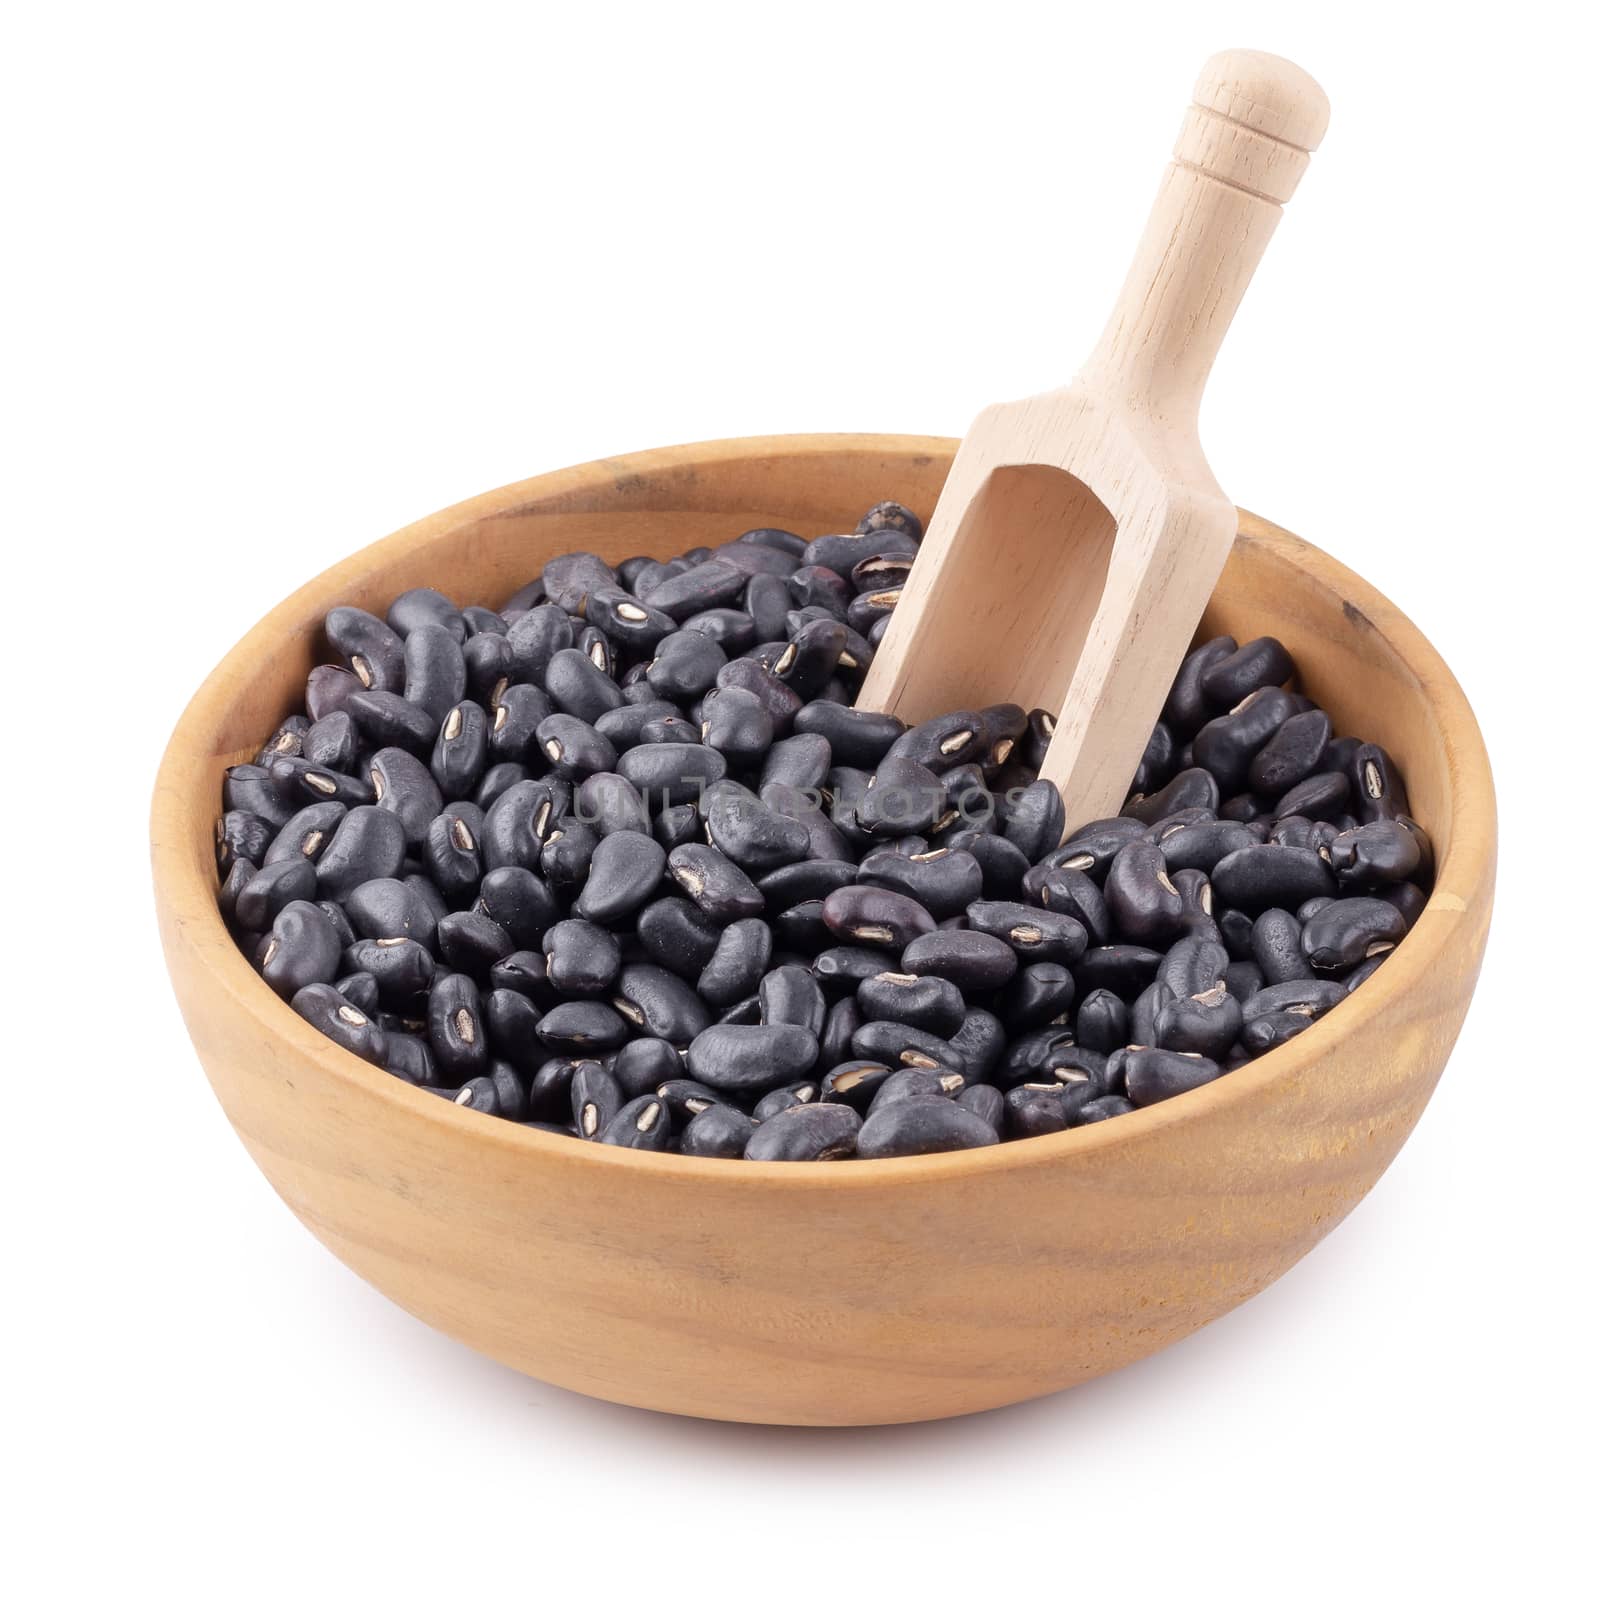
left=151, top=431, right=1496, bottom=1189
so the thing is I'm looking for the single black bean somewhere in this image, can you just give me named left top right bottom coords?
left=821, top=885, right=935, bottom=952
left=481, top=779, right=567, bottom=872
left=1241, top=979, right=1349, bottom=1023
left=901, top=929, right=1017, bottom=993
left=346, top=936, right=435, bottom=1003
left=1211, top=846, right=1335, bottom=912
left=428, top=972, right=487, bottom=1081
left=1200, top=636, right=1294, bottom=709
left=1154, top=984, right=1242, bottom=1056
left=678, top=1102, right=756, bottom=1158
left=306, top=664, right=363, bottom=722
left=818, top=1060, right=891, bottom=1111
left=1301, top=898, right=1407, bottom=973
left=1240, top=1010, right=1317, bottom=1054
left=1251, top=906, right=1313, bottom=985
left=965, top=900, right=1090, bottom=964
left=291, top=983, right=389, bottom=1065
left=260, top=901, right=343, bottom=997
left=483, top=988, right=544, bottom=1069
left=527, top=1057, right=578, bottom=1119
left=1075, top=988, right=1129, bottom=1054
left=388, top=587, right=465, bottom=642
left=698, top=918, right=773, bottom=1007
left=1122, top=767, right=1222, bottom=825
left=613, top=963, right=712, bottom=1044
left=368, top=746, right=443, bottom=849
left=423, top=807, right=482, bottom=904
left=758, top=966, right=827, bottom=1033
left=1325, top=819, right=1423, bottom=889
left=856, top=1096, right=999, bottom=1158
left=348, top=690, right=436, bottom=758
left=570, top=830, right=666, bottom=924
left=1120, top=1045, right=1223, bottom=1106
left=384, top=1032, right=440, bottom=1086
left=666, top=843, right=764, bottom=924
left=1164, top=637, right=1238, bottom=736
left=851, top=1022, right=966, bottom=1076
left=685, top=1022, right=818, bottom=1095
left=857, top=971, right=966, bottom=1039
left=1077, top=1095, right=1135, bottom=1124
left=437, top=910, right=514, bottom=977
left=1274, top=770, right=1351, bottom=821
left=1191, top=688, right=1294, bottom=793
left=571, top=1058, right=625, bottom=1139
left=1074, top=944, right=1163, bottom=1001
left=314, top=805, right=406, bottom=900
left=598, top=1094, right=674, bottom=1151
left=999, top=962, right=1075, bottom=1032
left=463, top=631, right=517, bottom=706
left=1351, top=742, right=1410, bottom=822
left=346, top=876, right=438, bottom=947
left=302, top=711, right=359, bottom=774
left=326, top=606, right=406, bottom=693
left=745, top=1102, right=861, bottom=1161
left=1047, top=816, right=1147, bottom=881
left=233, top=857, right=319, bottom=932
left=537, top=1000, right=629, bottom=1053
left=1002, top=779, right=1066, bottom=863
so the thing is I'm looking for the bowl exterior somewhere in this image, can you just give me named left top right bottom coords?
left=152, top=435, right=1495, bottom=1425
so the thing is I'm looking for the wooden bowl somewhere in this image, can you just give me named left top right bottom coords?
left=151, top=434, right=1495, bottom=1426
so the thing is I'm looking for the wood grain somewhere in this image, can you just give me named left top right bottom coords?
left=856, top=51, right=1331, bottom=836
left=151, top=433, right=1494, bottom=1427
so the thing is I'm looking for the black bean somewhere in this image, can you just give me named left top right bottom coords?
left=745, top=1102, right=861, bottom=1161
left=260, top=900, right=343, bottom=997
left=1274, top=770, right=1351, bottom=821
left=758, top=966, right=827, bottom=1033
left=1119, top=1045, right=1222, bottom=1105
left=1351, top=742, right=1410, bottom=822
left=1200, top=636, right=1293, bottom=709
left=1077, top=1095, right=1135, bottom=1124
left=225, top=765, right=298, bottom=830
left=758, top=860, right=857, bottom=911
left=233, top=857, right=319, bottom=932
left=1074, top=944, right=1163, bottom=1000
left=569, top=830, right=665, bottom=924
left=474, top=762, right=529, bottom=811
left=594, top=1094, right=671, bottom=1150
left=665, top=843, right=763, bottom=924
left=306, top=664, right=363, bottom=722
left=384, top=1033, right=441, bottom=1086
left=857, top=971, right=966, bottom=1038
left=481, top=779, right=567, bottom=872
left=856, top=1096, right=999, bottom=1158
left=315, top=805, right=407, bottom=900
left=346, top=936, right=435, bottom=1003
left=646, top=560, right=750, bottom=619
left=901, top=929, right=1017, bottom=993
left=685, top=1023, right=818, bottom=1095
left=999, top=962, right=1075, bottom=1032
left=1211, top=845, right=1335, bottom=911
left=1383, top=881, right=1429, bottom=930
left=570, top=1059, right=624, bottom=1139
left=614, top=963, right=712, bottom=1044
left=676, top=1102, right=754, bottom=1158
left=347, top=690, right=437, bottom=758
left=326, top=606, right=406, bottom=693
left=421, top=807, right=482, bottom=903
left=1251, top=907, right=1313, bottom=985
left=1164, top=637, right=1237, bottom=736
left=851, top=1022, right=966, bottom=1076
left=1241, top=979, right=1349, bottom=1024
left=967, top=899, right=1091, bottom=964
left=346, top=876, right=439, bottom=947
left=437, top=910, right=514, bottom=977
left=821, top=885, right=935, bottom=952
left=368, top=747, right=443, bottom=849
left=1123, top=767, right=1222, bottom=825
left=1154, top=984, right=1242, bottom=1056
left=1301, top=898, right=1407, bottom=974
left=303, top=711, right=359, bottom=773
left=698, top=918, right=773, bottom=1007
left=463, top=631, right=517, bottom=707
left=526, top=1057, right=578, bottom=1118
left=291, top=983, right=389, bottom=1065
left=1075, top=988, right=1129, bottom=1054
left=428, top=972, right=487, bottom=1081
left=704, top=786, right=811, bottom=873
left=483, top=988, right=543, bottom=1070
left=1325, top=819, right=1423, bottom=889
left=1002, top=778, right=1066, bottom=862
left=216, top=808, right=276, bottom=876
left=388, top=587, right=465, bottom=642
left=1048, top=816, right=1147, bottom=880
left=1249, top=709, right=1330, bottom=797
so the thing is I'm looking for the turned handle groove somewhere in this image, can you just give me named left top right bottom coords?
left=1080, top=49, right=1329, bottom=425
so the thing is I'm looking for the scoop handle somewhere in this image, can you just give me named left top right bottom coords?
left=1079, top=49, right=1329, bottom=425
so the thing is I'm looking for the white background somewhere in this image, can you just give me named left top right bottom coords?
left=5, top=3, right=1593, bottom=1595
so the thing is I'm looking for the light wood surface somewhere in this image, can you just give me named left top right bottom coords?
left=857, top=51, right=1330, bottom=837
left=151, top=434, right=1495, bottom=1427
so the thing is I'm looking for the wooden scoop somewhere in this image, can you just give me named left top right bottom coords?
left=856, top=49, right=1329, bottom=834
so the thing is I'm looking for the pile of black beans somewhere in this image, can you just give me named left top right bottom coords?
left=216, top=500, right=1431, bottom=1160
